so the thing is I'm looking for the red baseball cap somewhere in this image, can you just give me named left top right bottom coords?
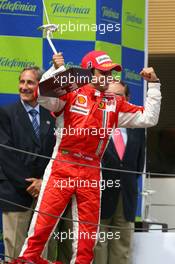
left=81, top=50, right=122, bottom=72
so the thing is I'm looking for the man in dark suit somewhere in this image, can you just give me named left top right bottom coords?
left=0, top=66, right=56, bottom=261
left=94, top=82, right=145, bottom=264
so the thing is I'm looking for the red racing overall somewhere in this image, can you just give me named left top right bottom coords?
left=20, top=78, right=161, bottom=264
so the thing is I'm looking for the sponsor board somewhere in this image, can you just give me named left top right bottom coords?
left=43, top=38, right=95, bottom=70
left=96, top=0, right=122, bottom=44
left=122, top=46, right=144, bottom=105
left=0, top=35, right=42, bottom=93
left=122, top=0, right=145, bottom=51
left=0, top=0, right=42, bottom=37
left=43, top=0, right=96, bottom=40
left=0, top=0, right=146, bottom=221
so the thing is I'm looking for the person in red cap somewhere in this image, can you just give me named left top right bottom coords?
left=81, top=50, right=122, bottom=91
left=12, top=51, right=161, bottom=264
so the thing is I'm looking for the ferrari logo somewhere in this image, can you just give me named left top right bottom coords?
left=99, top=101, right=105, bottom=109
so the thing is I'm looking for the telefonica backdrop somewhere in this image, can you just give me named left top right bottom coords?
left=0, top=0, right=147, bottom=253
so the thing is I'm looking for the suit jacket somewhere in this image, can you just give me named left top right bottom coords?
left=0, top=101, right=56, bottom=211
left=101, top=128, right=145, bottom=222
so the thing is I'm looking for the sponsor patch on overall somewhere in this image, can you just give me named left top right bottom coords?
left=70, top=105, right=89, bottom=115
left=76, top=95, right=87, bottom=107
left=98, top=101, right=106, bottom=110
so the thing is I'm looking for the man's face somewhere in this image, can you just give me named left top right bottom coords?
left=19, top=70, right=38, bottom=105
left=92, top=69, right=113, bottom=91
left=107, top=82, right=128, bottom=100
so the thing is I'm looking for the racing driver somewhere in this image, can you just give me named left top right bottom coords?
left=11, top=50, right=161, bottom=264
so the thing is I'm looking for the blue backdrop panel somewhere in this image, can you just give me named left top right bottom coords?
left=122, top=46, right=144, bottom=105
left=96, top=0, right=122, bottom=44
left=0, top=94, right=19, bottom=106
left=43, top=39, right=96, bottom=70
left=0, top=0, right=43, bottom=37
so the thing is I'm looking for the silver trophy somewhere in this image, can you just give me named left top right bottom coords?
left=38, top=23, right=66, bottom=73
left=38, top=24, right=58, bottom=54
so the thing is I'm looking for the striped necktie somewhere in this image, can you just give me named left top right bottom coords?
left=29, top=109, right=40, bottom=138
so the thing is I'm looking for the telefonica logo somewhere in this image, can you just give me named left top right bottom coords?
left=126, top=12, right=142, bottom=25
left=102, top=6, right=119, bottom=20
left=65, top=62, right=80, bottom=69
left=0, top=57, right=36, bottom=70
left=0, top=0, right=37, bottom=13
left=51, top=3, right=90, bottom=15
left=124, top=69, right=141, bottom=82
left=49, top=60, right=80, bottom=69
